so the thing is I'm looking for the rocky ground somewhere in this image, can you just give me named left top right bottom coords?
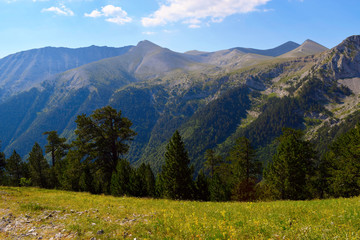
left=0, top=208, right=76, bottom=239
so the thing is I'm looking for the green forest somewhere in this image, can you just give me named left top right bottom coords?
left=1, top=105, right=360, bottom=202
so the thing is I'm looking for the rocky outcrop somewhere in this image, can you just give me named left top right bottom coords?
left=316, top=35, right=360, bottom=81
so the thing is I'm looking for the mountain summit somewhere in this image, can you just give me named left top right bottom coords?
left=280, top=39, right=328, bottom=58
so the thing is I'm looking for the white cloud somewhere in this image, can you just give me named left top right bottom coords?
left=84, top=10, right=102, bottom=18
left=106, top=16, right=132, bottom=24
left=41, top=4, right=74, bottom=16
left=142, top=0, right=271, bottom=28
left=85, top=5, right=132, bottom=25
left=189, top=24, right=200, bottom=29
left=142, top=31, right=156, bottom=35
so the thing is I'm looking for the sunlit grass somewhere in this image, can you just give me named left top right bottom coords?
left=0, top=186, right=359, bottom=239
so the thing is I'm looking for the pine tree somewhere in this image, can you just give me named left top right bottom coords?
left=110, top=159, right=132, bottom=196
left=79, top=163, right=94, bottom=193
left=130, top=163, right=156, bottom=197
left=144, top=164, right=156, bottom=197
left=324, top=124, right=360, bottom=197
left=74, top=106, right=136, bottom=193
left=60, top=149, right=83, bottom=191
left=28, top=142, right=50, bottom=188
left=5, top=150, right=23, bottom=186
left=227, top=137, right=261, bottom=201
left=160, top=130, right=194, bottom=200
left=229, top=137, right=261, bottom=183
left=43, top=131, right=69, bottom=167
left=195, top=170, right=210, bottom=201
left=155, top=174, right=164, bottom=198
left=264, top=128, right=316, bottom=200
left=204, top=149, right=222, bottom=177
left=0, top=149, right=6, bottom=184
left=208, top=173, right=229, bottom=201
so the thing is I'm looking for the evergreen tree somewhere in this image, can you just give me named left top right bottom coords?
left=60, top=149, right=83, bottom=191
left=28, top=142, right=50, bottom=188
left=130, top=163, right=156, bottom=197
left=79, top=162, right=94, bottom=193
left=195, top=170, right=210, bottom=201
left=74, top=106, right=136, bottom=193
left=208, top=173, right=229, bottom=202
left=324, top=124, right=360, bottom=197
left=144, top=164, right=156, bottom=197
left=110, top=159, right=132, bottom=196
left=204, top=149, right=222, bottom=177
left=264, top=128, right=317, bottom=200
left=155, top=174, right=164, bottom=198
left=5, top=150, right=23, bottom=186
left=0, top=149, right=6, bottom=184
left=43, top=131, right=69, bottom=167
left=227, top=137, right=261, bottom=201
left=160, top=130, right=194, bottom=200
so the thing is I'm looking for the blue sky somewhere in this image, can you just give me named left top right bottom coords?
left=0, top=0, right=359, bottom=58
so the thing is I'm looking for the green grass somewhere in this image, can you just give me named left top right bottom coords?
left=1, top=187, right=360, bottom=239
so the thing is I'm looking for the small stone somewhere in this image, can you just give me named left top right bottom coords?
left=55, top=233, right=62, bottom=239
left=97, top=229, right=104, bottom=235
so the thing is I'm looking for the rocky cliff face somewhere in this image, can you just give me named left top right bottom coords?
left=316, top=35, right=360, bottom=81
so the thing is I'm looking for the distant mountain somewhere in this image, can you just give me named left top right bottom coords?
left=183, top=41, right=301, bottom=70
left=279, top=39, right=328, bottom=58
left=184, top=49, right=273, bottom=69
left=0, top=45, right=133, bottom=101
left=0, top=36, right=359, bottom=176
left=105, top=40, right=207, bottom=79
left=231, top=41, right=300, bottom=57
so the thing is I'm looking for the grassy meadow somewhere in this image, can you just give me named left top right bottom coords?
left=0, top=186, right=359, bottom=239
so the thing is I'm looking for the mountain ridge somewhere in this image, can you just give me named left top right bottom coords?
left=0, top=45, right=133, bottom=101
left=0, top=36, right=358, bottom=175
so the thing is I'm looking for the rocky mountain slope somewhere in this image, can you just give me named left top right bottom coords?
left=0, top=36, right=354, bottom=173
left=0, top=45, right=132, bottom=101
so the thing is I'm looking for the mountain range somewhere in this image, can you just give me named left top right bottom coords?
left=0, top=36, right=359, bottom=173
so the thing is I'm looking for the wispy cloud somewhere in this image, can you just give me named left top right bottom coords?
left=85, top=5, right=132, bottom=25
left=41, top=4, right=74, bottom=16
left=142, top=31, right=156, bottom=35
left=142, top=0, right=271, bottom=28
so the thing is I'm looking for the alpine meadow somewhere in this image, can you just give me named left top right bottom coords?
left=1, top=0, right=360, bottom=238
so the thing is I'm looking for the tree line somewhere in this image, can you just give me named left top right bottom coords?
left=0, top=106, right=359, bottom=201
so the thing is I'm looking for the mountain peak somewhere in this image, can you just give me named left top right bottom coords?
left=300, top=39, right=328, bottom=50
left=335, top=35, right=360, bottom=51
left=303, top=39, right=317, bottom=44
left=279, top=39, right=327, bottom=58
left=283, top=41, right=300, bottom=47
left=136, top=40, right=161, bottom=49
